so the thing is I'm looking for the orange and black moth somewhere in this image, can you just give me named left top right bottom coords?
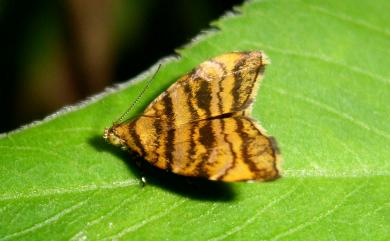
left=104, top=51, right=282, bottom=182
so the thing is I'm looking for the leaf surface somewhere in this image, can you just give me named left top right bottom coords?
left=1, top=0, right=389, bottom=240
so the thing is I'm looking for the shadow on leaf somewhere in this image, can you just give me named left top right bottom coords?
left=88, top=135, right=236, bottom=202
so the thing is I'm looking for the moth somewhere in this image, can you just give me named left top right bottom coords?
left=104, top=51, right=282, bottom=182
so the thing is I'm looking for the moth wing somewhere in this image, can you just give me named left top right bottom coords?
left=142, top=51, right=269, bottom=127
left=141, top=116, right=281, bottom=182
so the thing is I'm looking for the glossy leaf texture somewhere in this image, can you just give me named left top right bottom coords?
left=0, top=0, right=389, bottom=240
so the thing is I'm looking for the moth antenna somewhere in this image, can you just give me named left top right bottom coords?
left=114, top=64, right=161, bottom=124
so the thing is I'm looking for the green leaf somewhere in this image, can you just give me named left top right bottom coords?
left=1, top=0, right=389, bottom=240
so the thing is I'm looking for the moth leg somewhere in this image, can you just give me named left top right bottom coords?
left=135, top=161, right=147, bottom=187
left=132, top=154, right=148, bottom=187
left=140, top=176, right=147, bottom=187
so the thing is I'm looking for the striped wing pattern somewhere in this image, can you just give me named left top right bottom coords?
left=107, top=51, right=281, bottom=182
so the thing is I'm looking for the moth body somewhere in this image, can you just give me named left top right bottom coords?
left=104, top=51, right=282, bottom=182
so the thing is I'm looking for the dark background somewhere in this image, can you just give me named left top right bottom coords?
left=1, top=0, right=243, bottom=133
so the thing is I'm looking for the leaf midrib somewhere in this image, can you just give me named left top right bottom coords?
left=0, top=174, right=386, bottom=202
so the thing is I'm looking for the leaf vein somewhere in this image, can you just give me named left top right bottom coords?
left=207, top=181, right=303, bottom=241
left=240, top=41, right=390, bottom=85
left=0, top=200, right=87, bottom=241
left=268, top=182, right=367, bottom=241
left=69, top=196, right=136, bottom=241
left=103, top=199, right=187, bottom=240
left=308, top=4, right=390, bottom=37
left=0, top=179, right=139, bottom=201
left=270, top=87, right=390, bottom=140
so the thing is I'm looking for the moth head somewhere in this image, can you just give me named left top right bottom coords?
left=103, top=126, right=126, bottom=148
